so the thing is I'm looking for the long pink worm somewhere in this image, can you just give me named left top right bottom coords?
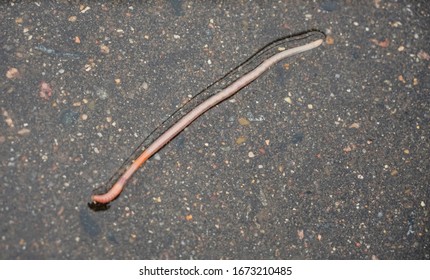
left=91, top=36, right=324, bottom=204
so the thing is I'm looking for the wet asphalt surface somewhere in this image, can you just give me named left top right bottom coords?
left=1, top=1, right=429, bottom=259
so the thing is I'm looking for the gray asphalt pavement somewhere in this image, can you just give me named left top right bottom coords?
left=1, top=1, right=429, bottom=259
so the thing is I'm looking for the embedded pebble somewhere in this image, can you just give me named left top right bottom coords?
left=238, top=117, right=250, bottom=126
left=17, top=128, right=31, bottom=136
left=236, top=136, right=246, bottom=145
left=6, top=68, right=20, bottom=79
left=100, top=44, right=110, bottom=54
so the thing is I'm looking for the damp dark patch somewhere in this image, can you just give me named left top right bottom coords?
left=59, top=109, right=79, bottom=127
left=291, top=132, right=304, bottom=144
left=79, top=208, right=101, bottom=238
left=320, top=0, right=339, bottom=12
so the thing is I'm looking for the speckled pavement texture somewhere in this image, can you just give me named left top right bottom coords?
left=1, top=1, right=429, bottom=259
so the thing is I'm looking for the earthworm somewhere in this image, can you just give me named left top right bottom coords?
left=91, top=32, right=324, bottom=205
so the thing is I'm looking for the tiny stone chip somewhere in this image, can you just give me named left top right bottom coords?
left=238, top=117, right=250, bottom=126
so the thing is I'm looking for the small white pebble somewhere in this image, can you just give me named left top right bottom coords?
left=80, top=6, right=90, bottom=13
left=248, top=151, right=255, bottom=158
